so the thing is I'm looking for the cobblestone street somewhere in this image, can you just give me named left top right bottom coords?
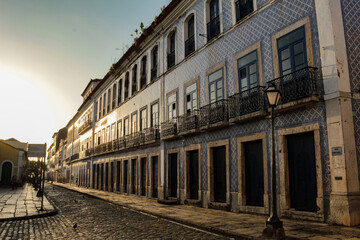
left=0, top=185, right=228, bottom=240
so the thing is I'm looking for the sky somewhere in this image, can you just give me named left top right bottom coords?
left=0, top=0, right=171, bottom=147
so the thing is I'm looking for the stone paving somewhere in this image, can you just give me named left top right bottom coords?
left=0, top=183, right=55, bottom=221
left=53, top=182, right=360, bottom=240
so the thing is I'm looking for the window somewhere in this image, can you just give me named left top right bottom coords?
left=140, top=56, right=147, bottom=89
left=207, top=0, right=220, bottom=41
left=95, top=100, right=98, bottom=121
left=99, top=97, right=102, bottom=118
left=111, top=123, right=116, bottom=141
left=97, top=131, right=101, bottom=145
left=94, top=133, right=97, bottom=146
left=151, top=102, right=159, bottom=127
left=167, top=92, right=177, bottom=121
left=117, top=120, right=122, bottom=138
left=132, top=65, right=138, bottom=95
left=208, top=68, right=224, bottom=103
left=131, top=112, right=137, bottom=133
left=185, top=15, right=195, bottom=57
left=103, top=93, right=106, bottom=116
left=124, top=72, right=129, bottom=99
left=151, top=46, right=158, bottom=80
left=106, top=126, right=110, bottom=142
left=235, top=0, right=254, bottom=22
left=277, top=26, right=306, bottom=76
left=140, top=108, right=147, bottom=131
left=118, top=79, right=122, bottom=104
left=107, top=89, right=111, bottom=113
left=167, top=32, right=176, bottom=69
left=112, top=84, right=116, bottom=109
left=124, top=117, right=129, bottom=136
left=186, top=82, right=197, bottom=112
left=101, top=129, right=105, bottom=144
left=237, top=50, right=258, bottom=92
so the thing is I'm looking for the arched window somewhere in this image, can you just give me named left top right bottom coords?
left=132, top=65, right=138, bottom=95
left=167, top=31, right=176, bottom=69
left=151, top=46, right=158, bottom=80
left=140, top=56, right=147, bottom=89
left=184, top=14, right=195, bottom=57
left=124, top=72, right=129, bottom=99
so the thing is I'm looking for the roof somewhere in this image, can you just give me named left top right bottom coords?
left=81, top=79, right=102, bottom=97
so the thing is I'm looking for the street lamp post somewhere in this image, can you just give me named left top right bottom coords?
left=263, top=84, right=285, bottom=239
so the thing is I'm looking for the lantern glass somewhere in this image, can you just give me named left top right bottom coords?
left=266, top=86, right=281, bottom=107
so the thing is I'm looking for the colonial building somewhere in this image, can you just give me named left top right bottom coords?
left=0, top=138, right=28, bottom=185
left=50, top=0, right=360, bottom=226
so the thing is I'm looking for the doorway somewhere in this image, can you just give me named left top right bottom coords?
left=124, top=161, right=128, bottom=193
left=116, top=161, right=121, bottom=192
left=1, top=162, right=12, bottom=185
left=188, top=150, right=199, bottom=200
left=152, top=156, right=158, bottom=198
left=110, top=162, right=114, bottom=192
left=131, top=159, right=137, bottom=194
left=168, top=153, right=178, bottom=198
left=140, top=157, right=146, bottom=196
left=287, top=132, right=317, bottom=212
left=244, top=140, right=264, bottom=206
left=212, top=146, right=226, bottom=203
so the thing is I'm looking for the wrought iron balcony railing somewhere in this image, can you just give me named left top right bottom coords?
left=228, top=86, right=266, bottom=119
left=107, top=142, right=113, bottom=152
left=207, top=16, right=220, bottom=41
left=185, top=35, right=195, bottom=57
left=85, top=149, right=91, bottom=157
left=71, top=153, right=79, bottom=161
left=94, top=145, right=102, bottom=154
left=134, top=132, right=145, bottom=146
left=235, top=0, right=254, bottom=22
left=151, top=67, right=157, bottom=81
left=167, top=51, right=175, bottom=69
left=78, top=119, right=92, bottom=135
left=267, top=67, right=320, bottom=105
left=144, top=127, right=160, bottom=143
left=161, top=120, right=177, bottom=139
left=178, top=110, right=199, bottom=134
left=199, top=99, right=228, bottom=128
left=125, top=134, right=135, bottom=148
left=118, top=137, right=126, bottom=149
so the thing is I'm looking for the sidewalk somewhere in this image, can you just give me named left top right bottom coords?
left=0, top=183, right=57, bottom=221
left=53, top=182, right=360, bottom=240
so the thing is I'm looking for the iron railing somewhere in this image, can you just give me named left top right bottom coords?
left=235, top=0, right=254, bottom=22
left=107, top=142, right=113, bottom=152
left=207, top=16, right=220, bottom=41
left=125, top=134, right=135, bottom=148
left=167, top=51, right=175, bottom=69
left=85, top=149, right=91, bottom=157
left=151, top=67, right=157, bottom=81
left=71, top=153, right=79, bottom=161
left=134, top=132, right=145, bottom=146
left=228, top=86, right=266, bottom=119
left=94, top=145, right=102, bottom=154
left=78, top=119, right=92, bottom=135
left=118, top=137, right=126, bottom=149
left=199, top=99, right=228, bottom=127
left=144, top=127, right=160, bottom=143
left=267, top=67, right=319, bottom=105
left=178, top=110, right=199, bottom=134
left=185, top=35, right=195, bottom=57
left=161, top=120, right=177, bottom=139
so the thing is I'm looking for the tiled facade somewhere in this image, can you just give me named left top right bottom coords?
left=49, top=0, right=360, bottom=226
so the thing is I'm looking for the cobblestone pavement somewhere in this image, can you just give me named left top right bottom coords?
left=0, top=185, right=228, bottom=240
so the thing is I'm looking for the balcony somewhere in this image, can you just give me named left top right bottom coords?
left=167, top=51, right=175, bottom=69
left=70, top=153, right=79, bottom=161
left=151, top=67, right=157, bottom=81
left=177, top=110, right=199, bottom=136
left=118, top=137, right=126, bottom=150
left=185, top=35, right=195, bottom=57
left=78, top=119, right=92, bottom=135
left=101, top=143, right=107, bottom=153
left=125, top=134, right=135, bottom=148
left=140, top=73, right=147, bottom=89
left=94, top=145, right=102, bottom=154
left=134, top=132, right=145, bottom=146
left=267, top=67, right=321, bottom=111
left=199, top=99, right=228, bottom=130
left=161, top=120, right=177, bottom=140
left=107, top=142, right=113, bottom=152
left=228, top=86, right=267, bottom=123
left=85, top=149, right=92, bottom=157
left=144, top=127, right=160, bottom=144
left=207, top=16, right=220, bottom=41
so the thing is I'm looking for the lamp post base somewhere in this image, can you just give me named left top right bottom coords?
left=262, top=220, right=285, bottom=240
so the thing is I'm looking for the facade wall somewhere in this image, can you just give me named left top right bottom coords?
left=53, top=0, right=360, bottom=226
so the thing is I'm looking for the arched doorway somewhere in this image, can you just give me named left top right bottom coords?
left=1, top=162, right=12, bottom=185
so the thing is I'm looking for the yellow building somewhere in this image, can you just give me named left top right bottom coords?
left=0, top=138, right=28, bottom=185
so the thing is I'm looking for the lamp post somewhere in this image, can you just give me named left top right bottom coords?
left=263, top=84, right=285, bottom=239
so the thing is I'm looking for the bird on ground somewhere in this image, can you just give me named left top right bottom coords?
left=74, top=199, right=78, bottom=203
left=73, top=223, right=77, bottom=230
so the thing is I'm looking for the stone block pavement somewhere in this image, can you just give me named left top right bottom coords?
left=53, top=182, right=360, bottom=240
left=0, top=183, right=57, bottom=221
